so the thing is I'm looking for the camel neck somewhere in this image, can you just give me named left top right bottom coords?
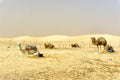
left=18, top=44, right=22, bottom=50
left=92, top=40, right=96, bottom=45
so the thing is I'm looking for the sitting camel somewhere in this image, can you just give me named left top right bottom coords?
left=44, top=43, right=55, bottom=49
left=18, top=43, right=38, bottom=54
left=71, top=43, right=80, bottom=48
left=91, top=37, right=107, bottom=52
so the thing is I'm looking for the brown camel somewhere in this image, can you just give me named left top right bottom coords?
left=71, top=43, right=80, bottom=48
left=44, top=43, right=55, bottom=49
left=91, top=37, right=107, bottom=52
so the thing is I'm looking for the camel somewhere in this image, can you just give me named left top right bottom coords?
left=18, top=43, right=38, bottom=54
left=71, top=43, right=80, bottom=48
left=44, top=43, right=55, bottom=49
left=91, top=37, right=107, bottom=52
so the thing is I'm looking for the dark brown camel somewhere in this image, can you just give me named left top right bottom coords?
left=91, top=37, right=107, bottom=52
left=71, top=43, right=80, bottom=48
left=44, top=43, right=55, bottom=49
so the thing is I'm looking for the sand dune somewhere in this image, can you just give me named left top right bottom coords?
left=40, top=35, right=69, bottom=41
left=6, top=34, right=120, bottom=42
left=0, top=34, right=120, bottom=46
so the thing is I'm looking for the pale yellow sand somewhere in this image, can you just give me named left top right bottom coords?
left=0, top=34, right=120, bottom=80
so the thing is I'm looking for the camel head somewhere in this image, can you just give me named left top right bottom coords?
left=17, top=43, right=22, bottom=50
left=91, top=37, right=97, bottom=45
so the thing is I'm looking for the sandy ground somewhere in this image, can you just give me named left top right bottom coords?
left=1, top=34, right=120, bottom=80
left=1, top=45, right=120, bottom=80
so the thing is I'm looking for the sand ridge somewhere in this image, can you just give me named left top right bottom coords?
left=3, top=34, right=120, bottom=42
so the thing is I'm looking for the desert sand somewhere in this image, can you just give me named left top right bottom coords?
left=1, top=34, right=120, bottom=80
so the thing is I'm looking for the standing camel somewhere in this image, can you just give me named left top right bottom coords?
left=91, top=37, right=107, bottom=52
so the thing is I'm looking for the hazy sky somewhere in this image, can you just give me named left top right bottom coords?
left=0, top=0, right=120, bottom=37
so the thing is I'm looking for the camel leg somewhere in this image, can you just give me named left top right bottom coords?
left=103, top=46, right=106, bottom=53
left=100, top=45, right=104, bottom=53
left=100, top=45, right=103, bottom=53
left=97, top=45, right=99, bottom=53
left=99, top=45, right=101, bottom=53
left=98, top=45, right=102, bottom=53
left=99, top=45, right=102, bottom=52
left=102, top=45, right=104, bottom=53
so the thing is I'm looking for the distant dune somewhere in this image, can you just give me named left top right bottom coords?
left=12, top=34, right=120, bottom=42
left=13, top=36, right=42, bottom=43
left=40, top=35, right=69, bottom=41
left=0, top=34, right=120, bottom=46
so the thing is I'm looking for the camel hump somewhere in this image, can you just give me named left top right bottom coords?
left=98, top=37, right=106, bottom=42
